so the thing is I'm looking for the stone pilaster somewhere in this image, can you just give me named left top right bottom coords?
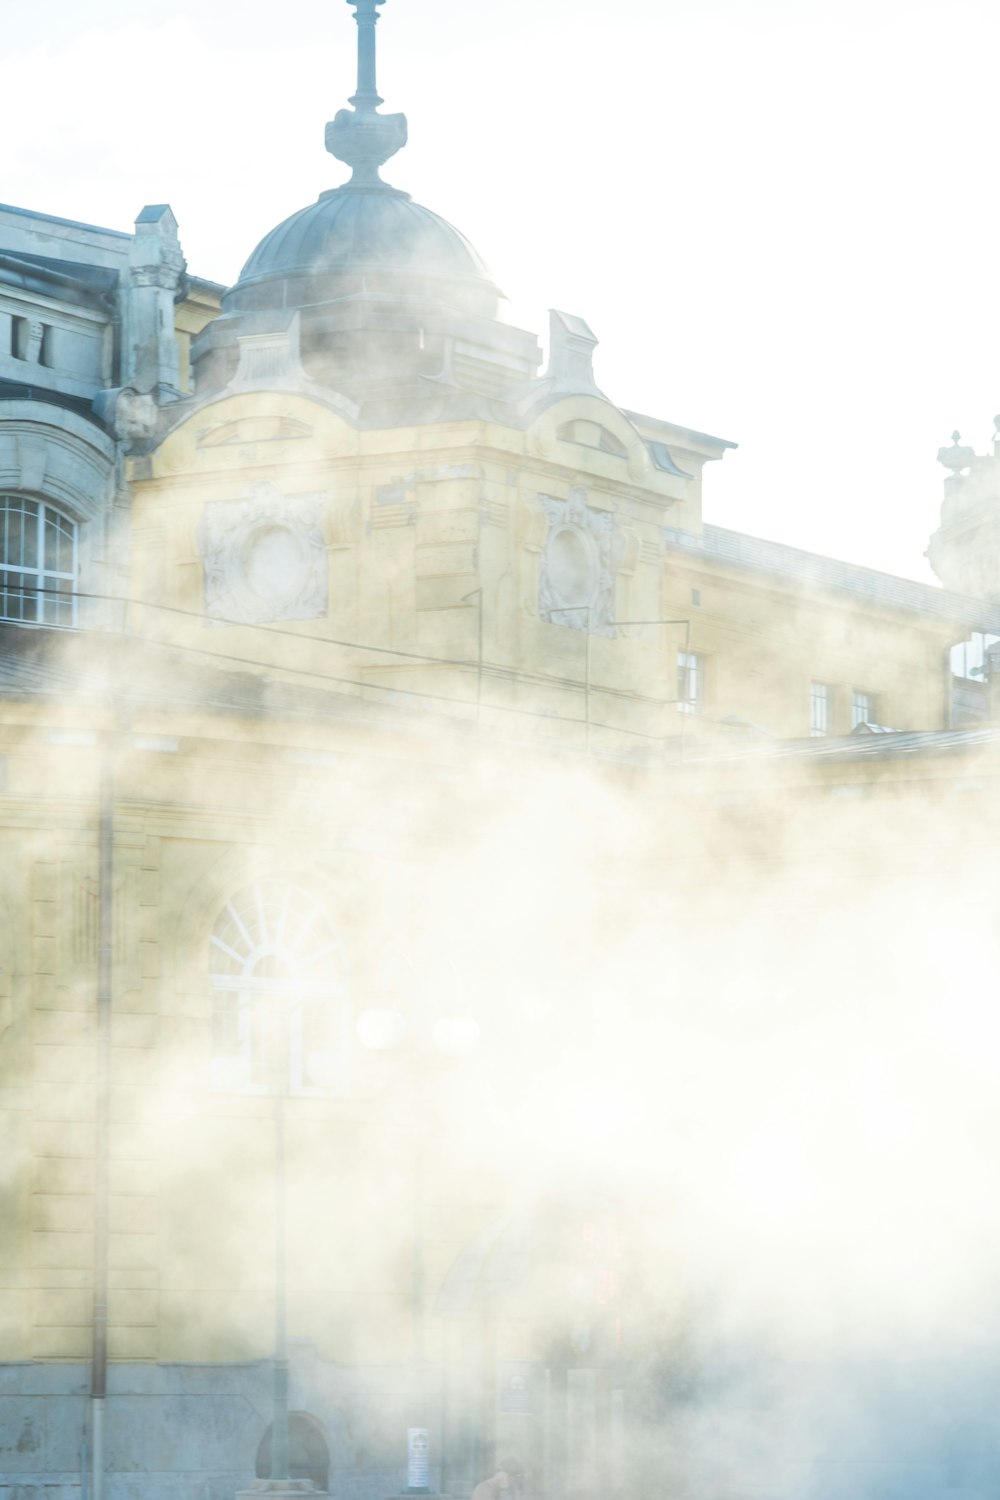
left=125, top=204, right=185, bottom=402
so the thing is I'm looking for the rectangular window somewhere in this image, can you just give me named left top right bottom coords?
left=810, top=682, right=831, bottom=737
left=11, top=318, right=47, bottom=364
left=851, top=690, right=877, bottom=729
left=677, top=650, right=703, bottom=714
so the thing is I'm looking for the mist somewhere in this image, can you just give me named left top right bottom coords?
left=6, top=629, right=999, bottom=1498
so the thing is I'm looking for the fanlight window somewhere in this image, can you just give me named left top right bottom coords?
left=209, top=880, right=348, bottom=1094
left=0, top=497, right=76, bottom=626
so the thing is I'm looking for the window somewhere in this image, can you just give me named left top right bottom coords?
left=810, top=682, right=831, bottom=737
left=10, top=318, right=51, bottom=366
left=208, top=880, right=348, bottom=1095
left=851, top=690, right=877, bottom=729
left=950, top=632, right=999, bottom=681
left=677, top=650, right=703, bottom=714
left=0, top=497, right=76, bottom=626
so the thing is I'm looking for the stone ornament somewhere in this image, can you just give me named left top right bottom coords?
left=326, top=0, right=408, bottom=188
left=538, top=486, right=617, bottom=636
left=937, top=431, right=977, bottom=475
left=15, top=319, right=45, bottom=364
left=130, top=264, right=183, bottom=291
left=93, top=387, right=159, bottom=444
left=200, top=482, right=328, bottom=625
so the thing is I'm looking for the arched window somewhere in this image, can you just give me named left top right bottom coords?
left=208, top=880, right=348, bottom=1095
left=0, top=496, right=76, bottom=626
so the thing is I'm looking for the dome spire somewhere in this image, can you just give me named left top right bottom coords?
left=325, top=0, right=408, bottom=190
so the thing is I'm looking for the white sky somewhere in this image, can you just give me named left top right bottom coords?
left=5, top=0, right=999, bottom=582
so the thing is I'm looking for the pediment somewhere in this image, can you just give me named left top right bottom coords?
left=197, top=414, right=313, bottom=448
left=556, top=418, right=628, bottom=458
left=528, top=394, right=650, bottom=481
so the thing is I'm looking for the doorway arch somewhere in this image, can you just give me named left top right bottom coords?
left=255, top=1411, right=330, bottom=1491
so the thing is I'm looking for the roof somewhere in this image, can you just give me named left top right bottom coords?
left=186, top=274, right=228, bottom=299
left=0, top=201, right=131, bottom=242
left=0, top=378, right=108, bottom=430
left=689, top=725, right=1000, bottom=770
left=624, top=409, right=737, bottom=457
left=0, top=250, right=119, bottom=307
left=665, top=523, right=1000, bottom=634
left=233, top=182, right=499, bottom=310
left=135, top=204, right=173, bottom=226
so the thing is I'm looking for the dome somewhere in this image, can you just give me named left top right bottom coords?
left=191, top=2, right=544, bottom=400
left=229, top=183, right=502, bottom=320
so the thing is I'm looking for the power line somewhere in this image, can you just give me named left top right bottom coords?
left=5, top=583, right=691, bottom=714
left=1, top=590, right=688, bottom=747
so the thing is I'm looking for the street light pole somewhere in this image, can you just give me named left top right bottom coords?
left=357, top=1001, right=480, bottom=1498
left=271, top=1042, right=290, bottom=1486
left=90, top=733, right=116, bottom=1500
left=235, top=981, right=330, bottom=1499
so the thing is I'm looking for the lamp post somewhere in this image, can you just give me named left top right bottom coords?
left=356, top=994, right=480, bottom=1497
left=234, top=978, right=326, bottom=1500
left=269, top=998, right=291, bottom=1489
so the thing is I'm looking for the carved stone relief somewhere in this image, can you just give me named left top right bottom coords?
left=200, top=482, right=328, bottom=625
left=537, top=486, right=618, bottom=635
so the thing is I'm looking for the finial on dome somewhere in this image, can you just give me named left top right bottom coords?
left=325, top=0, right=408, bottom=189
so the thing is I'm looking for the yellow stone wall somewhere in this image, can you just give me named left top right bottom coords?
left=126, top=388, right=959, bottom=755
left=660, top=558, right=953, bottom=739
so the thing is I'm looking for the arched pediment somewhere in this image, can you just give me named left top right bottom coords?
left=0, top=401, right=115, bottom=522
left=148, top=390, right=359, bottom=481
left=197, top=414, right=313, bottom=448
left=556, top=418, right=628, bottom=458
left=526, top=395, right=650, bottom=483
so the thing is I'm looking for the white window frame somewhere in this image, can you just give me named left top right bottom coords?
left=676, top=650, right=703, bottom=714
left=851, top=690, right=878, bottom=729
left=208, top=883, right=349, bottom=1097
left=0, top=495, right=77, bottom=627
left=810, top=682, right=831, bottom=737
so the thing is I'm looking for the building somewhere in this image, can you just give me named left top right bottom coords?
left=4, top=5, right=1000, bottom=1500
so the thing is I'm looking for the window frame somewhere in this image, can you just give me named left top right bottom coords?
left=851, top=689, right=878, bottom=730
left=810, top=681, right=833, bottom=737
left=0, top=495, right=78, bottom=628
left=208, top=882, right=349, bottom=1098
left=676, top=649, right=704, bottom=715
